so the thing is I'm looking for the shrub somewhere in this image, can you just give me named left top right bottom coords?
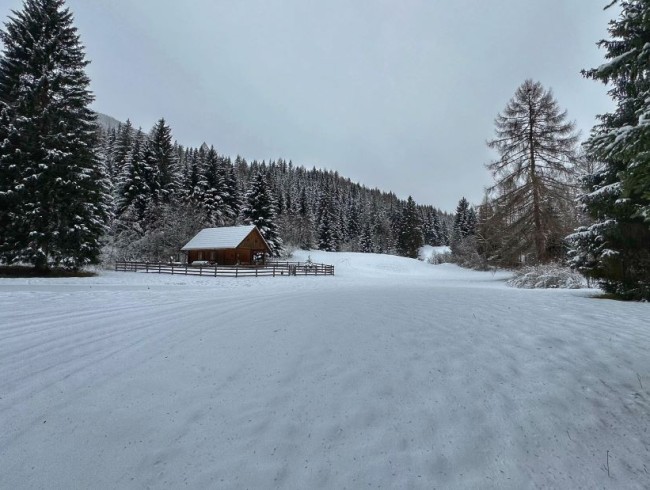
left=507, top=263, right=587, bottom=289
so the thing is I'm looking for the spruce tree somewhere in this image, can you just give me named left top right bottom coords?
left=358, top=224, right=374, bottom=253
left=0, top=0, right=108, bottom=270
left=568, top=0, right=650, bottom=299
left=397, top=196, right=423, bottom=258
left=200, top=146, right=226, bottom=226
left=221, top=158, right=240, bottom=225
left=113, top=119, right=133, bottom=181
left=317, top=187, right=341, bottom=252
left=116, top=129, right=150, bottom=221
left=451, top=197, right=476, bottom=243
left=297, top=187, right=314, bottom=249
left=146, top=118, right=178, bottom=204
left=241, top=173, right=283, bottom=256
left=318, top=207, right=338, bottom=252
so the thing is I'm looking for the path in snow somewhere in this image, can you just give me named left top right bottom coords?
left=0, top=252, right=648, bottom=489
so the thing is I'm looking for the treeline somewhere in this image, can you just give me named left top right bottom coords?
left=97, top=119, right=453, bottom=262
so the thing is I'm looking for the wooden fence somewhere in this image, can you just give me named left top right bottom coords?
left=114, top=261, right=334, bottom=277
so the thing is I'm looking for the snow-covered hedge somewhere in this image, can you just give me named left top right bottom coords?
left=507, top=264, right=587, bottom=289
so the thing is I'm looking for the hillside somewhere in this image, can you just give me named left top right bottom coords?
left=95, top=112, right=123, bottom=131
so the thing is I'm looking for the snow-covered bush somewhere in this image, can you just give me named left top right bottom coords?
left=427, top=251, right=453, bottom=265
left=507, top=264, right=587, bottom=289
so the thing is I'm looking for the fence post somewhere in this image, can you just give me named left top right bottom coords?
left=255, top=267, right=258, bottom=277
left=214, top=265, right=217, bottom=277
left=199, top=265, right=203, bottom=276
left=171, top=263, right=174, bottom=275
left=185, top=264, right=188, bottom=275
left=236, top=265, right=238, bottom=278
left=146, top=262, right=149, bottom=273
left=273, top=265, right=275, bottom=277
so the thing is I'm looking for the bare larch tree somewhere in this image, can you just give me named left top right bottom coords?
left=485, top=79, right=579, bottom=264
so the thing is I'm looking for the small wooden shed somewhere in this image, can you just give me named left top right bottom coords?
left=181, top=225, right=271, bottom=265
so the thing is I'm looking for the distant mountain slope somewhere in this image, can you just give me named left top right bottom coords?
left=95, top=112, right=123, bottom=131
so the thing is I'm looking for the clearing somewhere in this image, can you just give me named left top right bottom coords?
left=1, top=251, right=648, bottom=489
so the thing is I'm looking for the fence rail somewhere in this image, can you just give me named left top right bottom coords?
left=115, top=261, right=334, bottom=277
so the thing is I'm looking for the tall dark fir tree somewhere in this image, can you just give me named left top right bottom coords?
left=568, top=0, right=650, bottom=300
left=241, top=172, right=283, bottom=256
left=0, top=0, right=108, bottom=270
left=397, top=196, right=423, bottom=258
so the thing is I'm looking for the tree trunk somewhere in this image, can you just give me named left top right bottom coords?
left=529, top=108, right=545, bottom=263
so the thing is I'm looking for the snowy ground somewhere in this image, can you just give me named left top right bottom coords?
left=1, top=251, right=649, bottom=489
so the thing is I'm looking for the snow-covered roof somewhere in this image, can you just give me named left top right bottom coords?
left=181, top=225, right=268, bottom=251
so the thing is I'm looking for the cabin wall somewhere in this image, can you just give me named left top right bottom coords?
left=188, top=249, right=252, bottom=265
left=239, top=230, right=270, bottom=253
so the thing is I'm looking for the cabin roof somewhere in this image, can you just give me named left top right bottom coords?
left=181, top=225, right=270, bottom=251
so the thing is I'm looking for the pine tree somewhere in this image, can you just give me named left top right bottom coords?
left=241, top=173, right=283, bottom=256
left=317, top=186, right=340, bottom=252
left=451, top=197, right=476, bottom=243
left=430, top=209, right=443, bottom=246
left=296, top=186, right=314, bottom=249
left=113, top=119, right=133, bottom=182
left=200, top=146, right=227, bottom=226
left=146, top=118, right=179, bottom=204
left=0, top=0, right=108, bottom=270
left=358, top=223, right=374, bottom=253
left=486, top=79, right=579, bottom=264
left=318, top=207, right=338, bottom=252
left=568, top=0, right=650, bottom=300
left=116, top=129, right=151, bottom=221
left=221, top=158, right=240, bottom=225
left=397, top=196, right=423, bottom=258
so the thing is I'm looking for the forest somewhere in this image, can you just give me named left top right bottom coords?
left=94, top=117, right=454, bottom=263
left=0, top=0, right=649, bottom=299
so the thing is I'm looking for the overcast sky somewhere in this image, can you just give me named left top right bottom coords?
left=5, top=0, right=618, bottom=211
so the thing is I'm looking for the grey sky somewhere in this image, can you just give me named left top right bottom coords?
left=5, top=0, right=617, bottom=211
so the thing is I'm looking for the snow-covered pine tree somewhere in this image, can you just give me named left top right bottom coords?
left=397, top=196, right=423, bottom=258
left=0, top=0, right=108, bottom=270
left=439, top=220, right=450, bottom=246
left=116, top=129, right=151, bottom=222
left=112, top=119, right=133, bottom=181
left=146, top=118, right=179, bottom=204
left=450, top=197, right=481, bottom=264
left=358, top=223, right=374, bottom=253
left=296, top=186, right=314, bottom=249
left=568, top=0, right=650, bottom=300
left=318, top=207, right=338, bottom=252
left=221, top=158, right=240, bottom=225
left=430, top=209, right=443, bottom=246
left=241, top=172, right=283, bottom=256
left=200, top=146, right=226, bottom=226
left=346, top=198, right=361, bottom=248
left=181, top=147, right=204, bottom=203
left=487, top=79, right=579, bottom=265
left=451, top=197, right=475, bottom=243
left=317, top=185, right=341, bottom=252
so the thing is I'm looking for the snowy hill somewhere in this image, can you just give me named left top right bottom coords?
left=1, top=252, right=648, bottom=488
left=95, top=111, right=123, bottom=131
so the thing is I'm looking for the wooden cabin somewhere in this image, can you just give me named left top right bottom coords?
left=181, top=225, right=271, bottom=265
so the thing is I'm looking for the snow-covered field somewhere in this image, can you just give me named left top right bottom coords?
left=1, top=251, right=648, bottom=489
